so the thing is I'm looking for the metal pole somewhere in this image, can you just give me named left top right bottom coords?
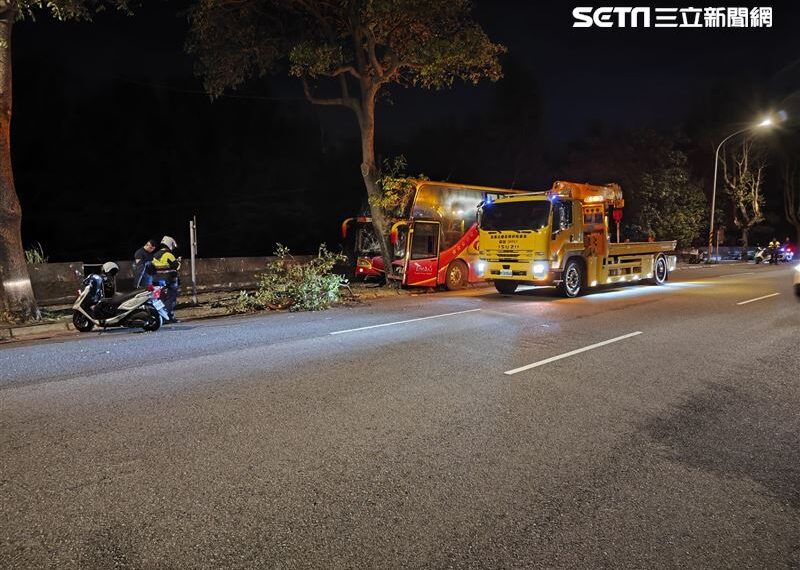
left=707, top=128, right=749, bottom=263
left=190, top=216, right=198, bottom=305
left=707, top=147, right=720, bottom=263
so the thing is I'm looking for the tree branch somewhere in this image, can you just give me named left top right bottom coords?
left=348, top=4, right=368, bottom=78
left=301, top=76, right=347, bottom=107
left=785, top=163, right=799, bottom=225
left=323, top=65, right=361, bottom=79
left=365, top=27, right=384, bottom=78
left=301, top=75, right=361, bottom=117
left=380, top=51, right=402, bottom=83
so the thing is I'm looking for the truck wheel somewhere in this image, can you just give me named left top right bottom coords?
left=651, top=255, right=668, bottom=285
left=494, top=280, right=518, bottom=295
left=72, top=311, right=94, bottom=332
left=559, top=259, right=583, bottom=298
left=445, top=260, right=468, bottom=291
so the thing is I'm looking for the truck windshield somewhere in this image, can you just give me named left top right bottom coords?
left=480, top=201, right=550, bottom=231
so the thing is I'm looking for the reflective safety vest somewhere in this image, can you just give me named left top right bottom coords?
left=151, top=248, right=180, bottom=271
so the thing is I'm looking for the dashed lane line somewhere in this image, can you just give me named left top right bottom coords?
left=329, top=308, right=482, bottom=335
left=504, top=331, right=643, bottom=376
left=736, top=292, right=781, bottom=306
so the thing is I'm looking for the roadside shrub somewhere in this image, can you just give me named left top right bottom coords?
left=233, top=244, right=347, bottom=313
left=24, top=242, right=48, bottom=264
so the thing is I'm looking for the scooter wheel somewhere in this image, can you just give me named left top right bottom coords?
left=142, top=306, right=162, bottom=332
left=72, top=311, right=94, bottom=332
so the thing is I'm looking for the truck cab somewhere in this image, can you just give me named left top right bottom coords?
left=477, top=181, right=677, bottom=297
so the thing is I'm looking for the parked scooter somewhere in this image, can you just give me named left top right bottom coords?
left=754, top=246, right=789, bottom=264
left=72, top=263, right=168, bottom=332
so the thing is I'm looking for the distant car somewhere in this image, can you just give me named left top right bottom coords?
left=676, top=247, right=705, bottom=264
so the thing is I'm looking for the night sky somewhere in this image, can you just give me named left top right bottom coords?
left=11, top=1, right=800, bottom=261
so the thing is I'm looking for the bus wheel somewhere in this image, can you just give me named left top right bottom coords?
left=445, top=260, right=468, bottom=290
left=559, top=259, right=583, bottom=298
left=494, top=280, right=518, bottom=295
left=651, top=255, right=668, bottom=285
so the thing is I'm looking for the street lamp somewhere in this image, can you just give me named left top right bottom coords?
left=707, top=115, right=780, bottom=262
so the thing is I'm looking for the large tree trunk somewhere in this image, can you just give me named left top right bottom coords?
left=741, top=227, right=750, bottom=260
left=0, top=8, right=38, bottom=323
left=357, top=91, right=394, bottom=283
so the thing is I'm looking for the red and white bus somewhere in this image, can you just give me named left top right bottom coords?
left=342, top=180, right=521, bottom=289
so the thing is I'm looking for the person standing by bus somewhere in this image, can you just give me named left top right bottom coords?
left=151, top=236, right=181, bottom=322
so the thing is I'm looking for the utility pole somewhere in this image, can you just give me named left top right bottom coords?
left=189, top=216, right=198, bottom=305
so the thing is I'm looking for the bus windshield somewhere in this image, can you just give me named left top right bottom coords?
left=481, top=201, right=550, bottom=231
left=356, top=224, right=382, bottom=255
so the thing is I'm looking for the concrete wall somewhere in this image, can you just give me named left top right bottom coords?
left=29, top=256, right=315, bottom=306
left=27, top=262, right=84, bottom=306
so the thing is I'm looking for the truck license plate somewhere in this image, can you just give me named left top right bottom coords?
left=500, top=269, right=512, bottom=277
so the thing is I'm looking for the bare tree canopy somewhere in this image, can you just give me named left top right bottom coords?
left=721, top=140, right=766, bottom=255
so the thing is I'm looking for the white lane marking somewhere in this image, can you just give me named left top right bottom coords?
left=716, top=271, right=755, bottom=278
left=329, top=308, right=481, bottom=335
left=736, top=292, right=781, bottom=306
left=504, top=331, right=643, bottom=376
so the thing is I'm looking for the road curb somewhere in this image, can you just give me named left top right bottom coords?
left=2, top=320, right=74, bottom=341
left=0, top=308, right=230, bottom=344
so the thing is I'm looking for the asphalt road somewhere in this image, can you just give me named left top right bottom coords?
left=2, top=263, right=799, bottom=569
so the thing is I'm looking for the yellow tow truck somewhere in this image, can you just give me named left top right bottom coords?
left=477, top=180, right=677, bottom=297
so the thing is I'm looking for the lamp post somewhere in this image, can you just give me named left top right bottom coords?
left=707, top=117, right=775, bottom=262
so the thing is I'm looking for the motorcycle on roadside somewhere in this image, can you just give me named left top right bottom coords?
left=72, top=268, right=169, bottom=333
left=754, top=246, right=790, bottom=265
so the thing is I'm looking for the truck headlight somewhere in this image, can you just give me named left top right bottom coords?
left=532, top=262, right=547, bottom=277
left=477, top=261, right=486, bottom=275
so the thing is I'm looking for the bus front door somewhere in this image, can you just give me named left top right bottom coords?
left=405, top=221, right=440, bottom=287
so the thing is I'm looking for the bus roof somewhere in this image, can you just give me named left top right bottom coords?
left=485, top=191, right=550, bottom=202
left=411, top=179, right=529, bottom=195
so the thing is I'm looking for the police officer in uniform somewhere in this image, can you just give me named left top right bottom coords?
left=768, top=238, right=780, bottom=264
left=151, top=236, right=181, bottom=322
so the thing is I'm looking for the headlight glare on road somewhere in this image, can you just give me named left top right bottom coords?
left=795, top=263, right=800, bottom=273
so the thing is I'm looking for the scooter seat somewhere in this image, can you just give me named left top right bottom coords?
left=108, top=290, right=146, bottom=305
